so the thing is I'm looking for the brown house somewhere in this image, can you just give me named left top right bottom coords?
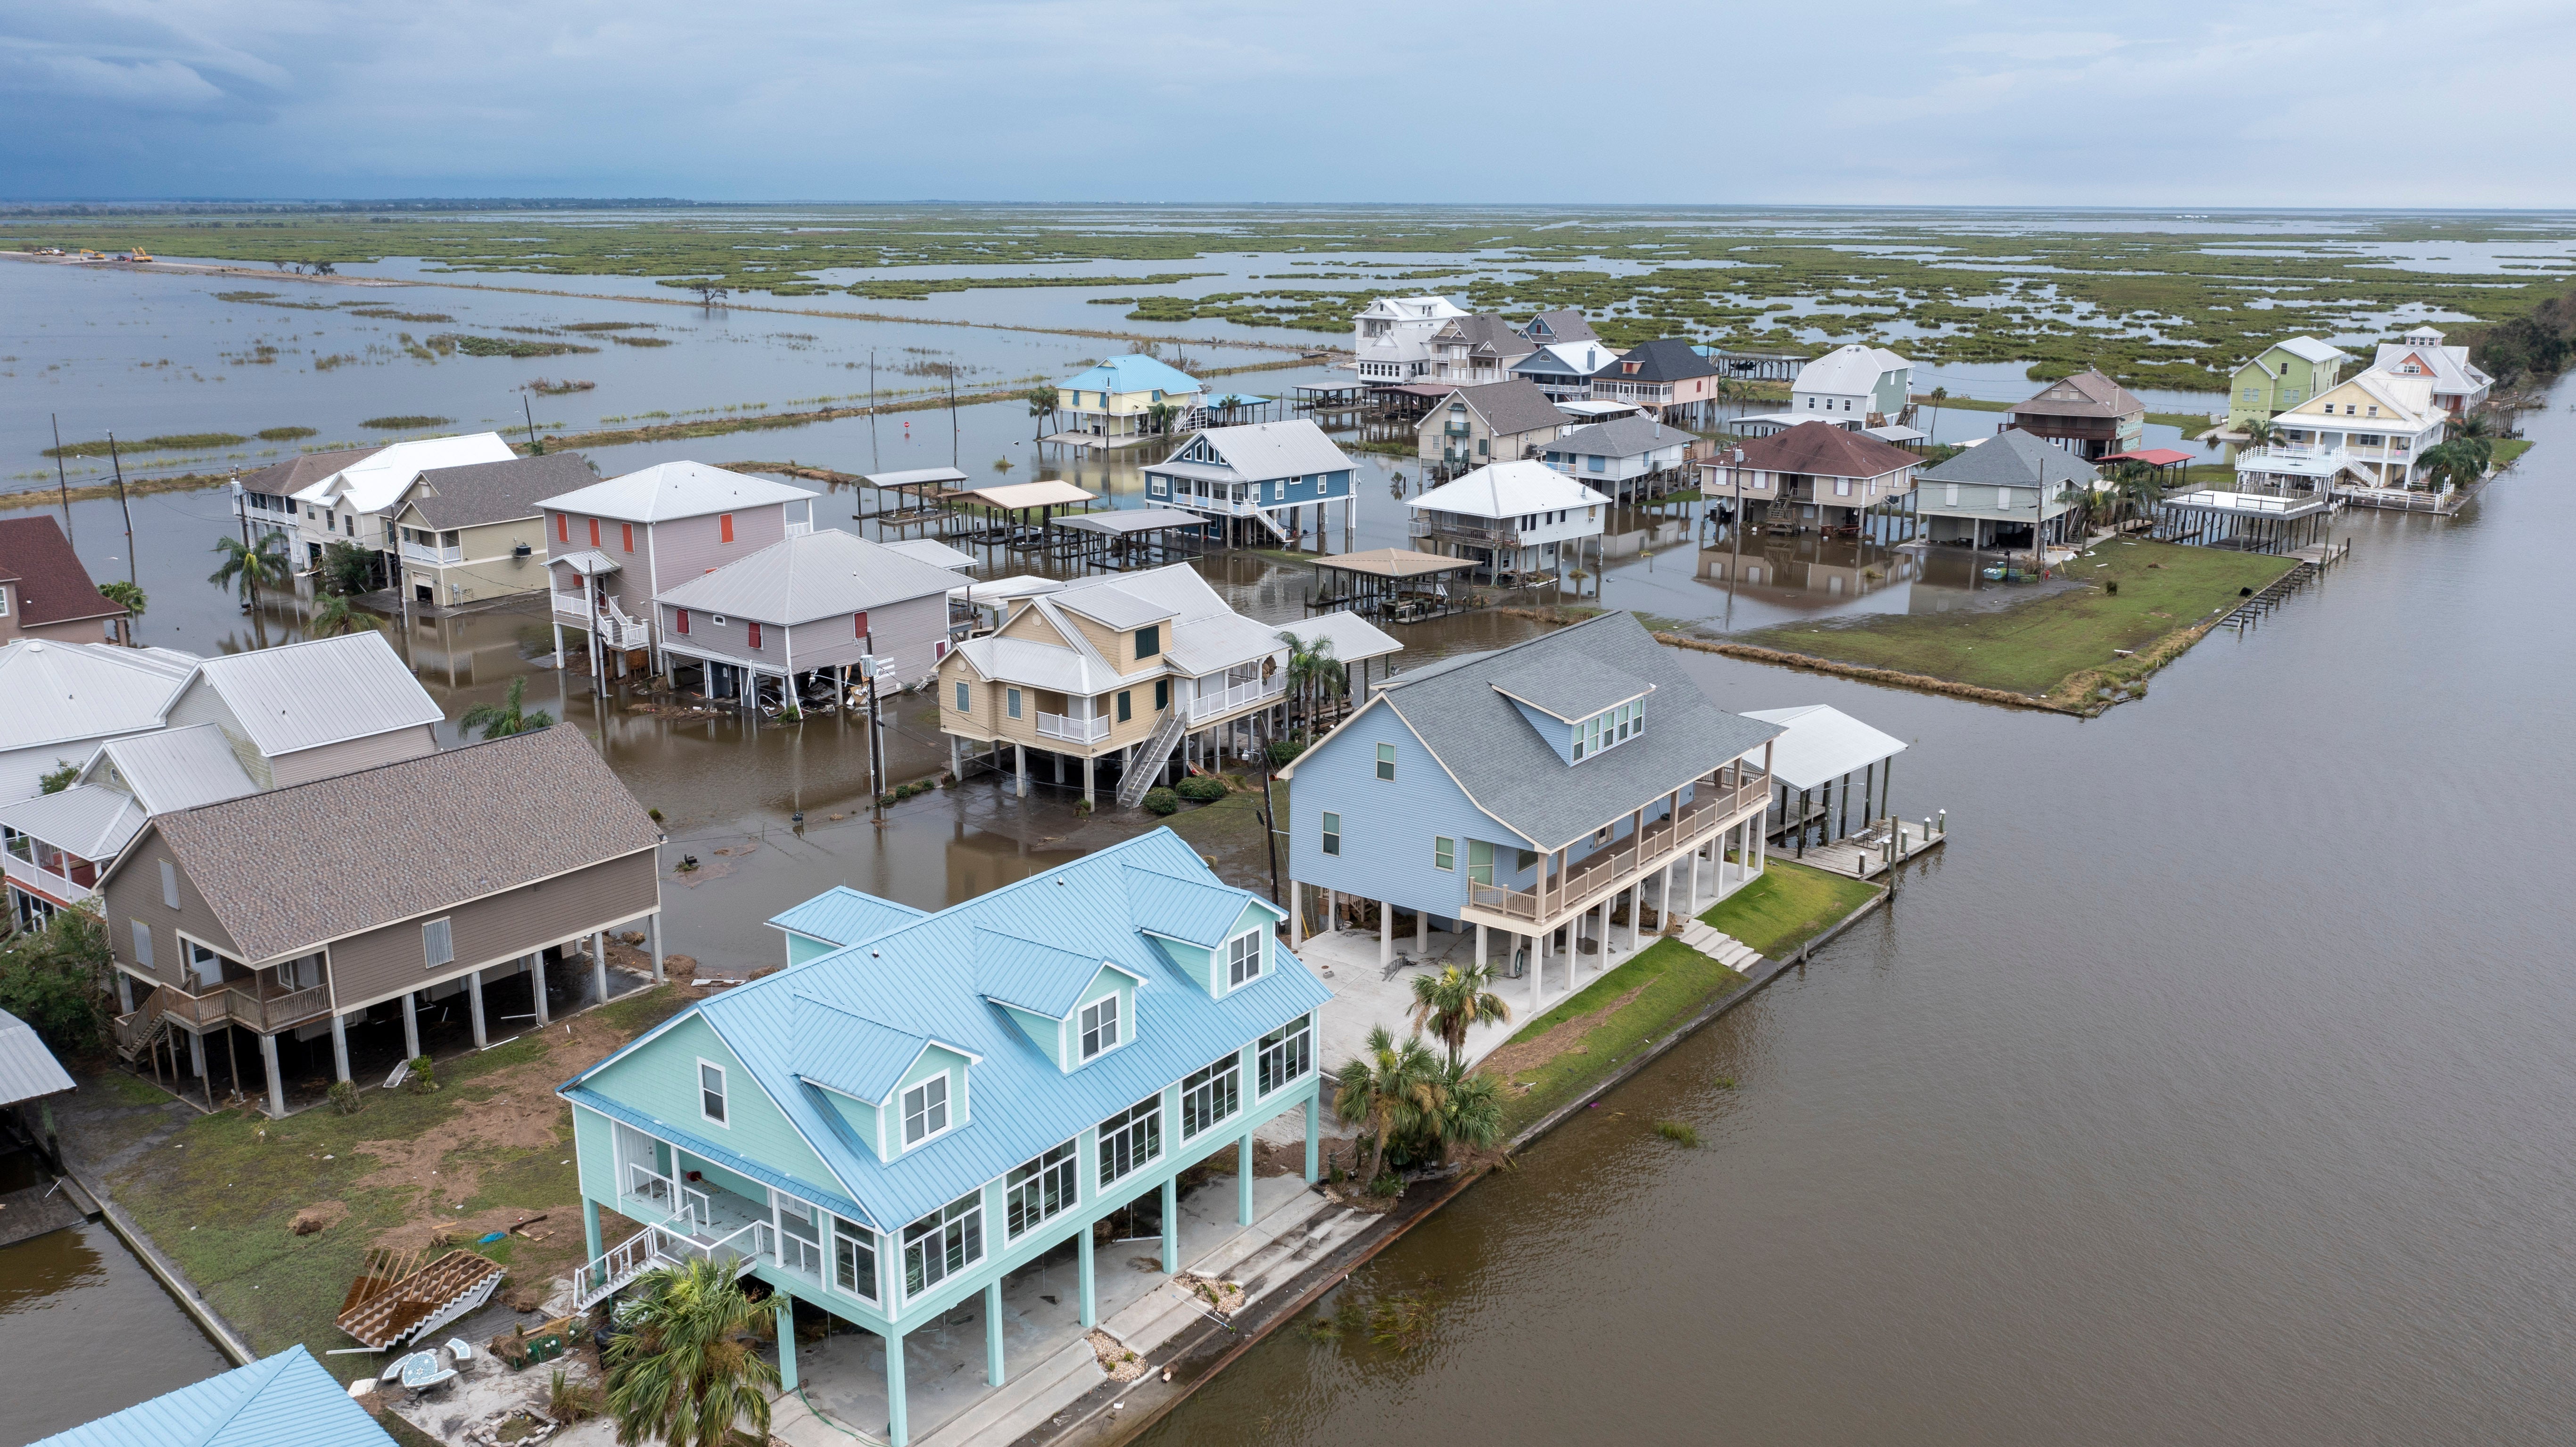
left=1701, top=421, right=1921, bottom=532
left=2005, top=369, right=2146, bottom=460
left=0, top=518, right=127, bottom=645
left=98, top=726, right=663, bottom=1117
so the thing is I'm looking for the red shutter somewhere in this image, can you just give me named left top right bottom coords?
left=748, top=621, right=762, bottom=650
left=621, top=522, right=634, bottom=553
left=854, top=611, right=867, bottom=639
left=555, top=513, right=568, bottom=543
left=676, top=609, right=690, bottom=636
left=588, top=518, right=600, bottom=547
left=720, top=512, right=735, bottom=543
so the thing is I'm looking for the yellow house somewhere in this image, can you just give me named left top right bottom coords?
left=1055, top=354, right=1205, bottom=440
left=2243, top=371, right=2446, bottom=492
left=386, top=453, right=600, bottom=607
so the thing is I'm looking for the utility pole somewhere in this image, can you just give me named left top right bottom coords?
left=863, top=633, right=887, bottom=826
left=948, top=372, right=958, bottom=468
left=107, top=433, right=137, bottom=586
left=49, top=414, right=73, bottom=545
left=1261, top=773, right=1284, bottom=906
left=522, top=394, right=539, bottom=452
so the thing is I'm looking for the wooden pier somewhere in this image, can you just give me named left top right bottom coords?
left=1799, top=816, right=1945, bottom=879
left=2218, top=537, right=2351, bottom=633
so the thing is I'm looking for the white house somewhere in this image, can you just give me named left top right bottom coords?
left=1407, top=460, right=1610, bottom=584
left=1509, top=341, right=1616, bottom=401
left=289, top=432, right=517, bottom=584
left=1539, top=415, right=1695, bottom=502
left=1353, top=296, right=1468, bottom=384
left=2240, top=370, right=2448, bottom=493
left=2370, top=326, right=2492, bottom=416
left=1428, top=315, right=1538, bottom=386
left=1790, top=344, right=1913, bottom=423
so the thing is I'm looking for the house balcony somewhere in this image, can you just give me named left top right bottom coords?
left=111, top=978, right=331, bottom=1051
left=552, top=594, right=652, bottom=649
left=1464, top=770, right=1770, bottom=927
left=2234, top=446, right=2357, bottom=480
left=400, top=541, right=462, bottom=566
left=1184, top=676, right=1286, bottom=726
left=1409, top=517, right=1525, bottom=547
left=1036, top=711, right=1111, bottom=744
left=786, top=520, right=814, bottom=538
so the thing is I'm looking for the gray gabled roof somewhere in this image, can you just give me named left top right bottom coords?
left=405, top=452, right=600, bottom=529
left=1921, top=428, right=2097, bottom=490
left=0, top=1006, right=75, bottom=1107
left=187, top=633, right=440, bottom=759
left=653, top=527, right=961, bottom=624
left=1446, top=380, right=1572, bottom=438
left=1547, top=414, right=1693, bottom=460
left=1365, top=612, right=1779, bottom=850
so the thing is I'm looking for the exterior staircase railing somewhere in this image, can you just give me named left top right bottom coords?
left=1116, top=707, right=1192, bottom=809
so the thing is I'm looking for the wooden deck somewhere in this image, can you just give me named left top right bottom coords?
left=1797, top=818, right=1945, bottom=880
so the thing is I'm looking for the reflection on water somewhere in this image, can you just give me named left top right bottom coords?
left=0, top=1225, right=231, bottom=1446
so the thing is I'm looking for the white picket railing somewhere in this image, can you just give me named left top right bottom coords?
left=1185, top=677, right=1284, bottom=725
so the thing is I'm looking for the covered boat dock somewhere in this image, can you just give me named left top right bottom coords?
left=1307, top=547, right=1477, bottom=624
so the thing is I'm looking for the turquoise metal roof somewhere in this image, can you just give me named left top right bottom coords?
left=33, top=1346, right=394, bottom=1447
left=566, top=830, right=1326, bottom=1232
left=792, top=993, right=931, bottom=1104
left=565, top=1085, right=874, bottom=1228
left=972, top=929, right=1124, bottom=1018
left=768, top=886, right=929, bottom=949
left=1060, top=354, right=1204, bottom=397
left=1123, top=863, right=1262, bottom=948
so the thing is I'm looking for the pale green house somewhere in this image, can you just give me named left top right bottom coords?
left=2229, top=336, right=2353, bottom=429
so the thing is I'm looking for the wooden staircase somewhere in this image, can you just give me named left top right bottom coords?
left=336, top=1248, right=507, bottom=1349
left=112, top=986, right=185, bottom=1062
left=1115, top=707, right=1191, bottom=809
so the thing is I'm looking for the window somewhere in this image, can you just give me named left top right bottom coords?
left=556, top=514, right=570, bottom=543
left=677, top=608, right=690, bottom=636
left=1117, top=691, right=1132, bottom=723
left=776, top=1197, right=822, bottom=1276
left=902, top=1074, right=950, bottom=1145
left=699, top=1061, right=727, bottom=1125
left=955, top=681, right=970, bottom=712
left=1135, top=625, right=1160, bottom=659
left=1433, top=836, right=1455, bottom=872
left=160, top=859, right=179, bottom=909
left=186, top=937, right=223, bottom=988
left=422, top=917, right=454, bottom=969
left=1258, top=1014, right=1313, bottom=1095
left=1098, top=1093, right=1163, bottom=1186
left=902, top=1191, right=983, bottom=1297
left=1468, top=840, right=1494, bottom=887
left=1006, top=1140, right=1077, bottom=1239
left=1079, top=994, right=1119, bottom=1060
left=1228, top=930, right=1261, bottom=987
left=1007, top=688, right=1023, bottom=719
left=1587, top=454, right=1605, bottom=473
left=719, top=513, right=735, bottom=543
left=833, top=1216, right=878, bottom=1301
left=620, top=522, right=634, bottom=553
left=1181, top=1053, right=1240, bottom=1139
left=1321, top=812, right=1341, bottom=856
left=588, top=518, right=600, bottom=547
left=1376, top=742, right=1396, bottom=781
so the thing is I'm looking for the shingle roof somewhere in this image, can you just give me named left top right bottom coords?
left=1520, top=308, right=1599, bottom=344
left=188, top=633, right=440, bottom=758
left=1354, top=612, right=1779, bottom=850
left=654, top=527, right=963, bottom=624
left=562, top=830, right=1322, bottom=1231
left=2011, top=369, right=2145, bottom=420
left=0, top=517, right=123, bottom=628
left=1491, top=654, right=1655, bottom=722
left=0, top=1006, right=77, bottom=1108
left=131, top=726, right=660, bottom=963
left=768, top=886, right=929, bottom=948
left=1723, top=421, right=1920, bottom=479
left=1921, top=428, right=2098, bottom=490
left=1446, top=380, right=1573, bottom=437
left=30, top=1345, right=395, bottom=1447
left=1599, top=337, right=1718, bottom=384
left=1434, top=314, right=1534, bottom=360
left=1060, top=354, right=1204, bottom=396
left=405, top=452, right=600, bottom=529
left=233, top=447, right=383, bottom=500
left=541, top=461, right=815, bottom=524
left=1547, top=414, right=1693, bottom=460
left=1412, top=460, right=1611, bottom=520
left=0, top=640, right=196, bottom=761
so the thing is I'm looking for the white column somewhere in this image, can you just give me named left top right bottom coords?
left=260, top=1033, right=285, bottom=1118
left=1379, top=902, right=1391, bottom=970
left=1326, top=889, right=1338, bottom=933
left=1014, top=743, right=1028, bottom=799
left=115, top=971, right=134, bottom=1013
left=330, top=1011, right=352, bottom=1082
left=552, top=619, right=565, bottom=670
left=592, top=930, right=610, bottom=1006
left=401, top=991, right=420, bottom=1060
left=1289, top=882, right=1304, bottom=948
left=1532, top=927, right=1547, bottom=1011
left=1416, top=908, right=1428, bottom=954
left=468, top=970, right=487, bottom=1048
left=648, top=911, right=664, bottom=983
left=531, top=954, right=550, bottom=1027
left=1473, top=921, right=1486, bottom=974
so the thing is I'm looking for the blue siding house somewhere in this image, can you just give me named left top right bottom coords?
left=1280, top=611, right=1779, bottom=1001
left=768, top=886, right=931, bottom=969
left=1140, top=420, right=1356, bottom=547
left=558, top=831, right=1328, bottom=1446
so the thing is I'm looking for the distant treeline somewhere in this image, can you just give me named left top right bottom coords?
left=0, top=198, right=705, bottom=217
left=2465, top=292, right=2576, bottom=385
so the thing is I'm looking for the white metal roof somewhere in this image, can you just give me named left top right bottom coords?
left=0, top=640, right=197, bottom=759
left=2271, top=335, right=2354, bottom=365
left=1166, top=420, right=1354, bottom=482
left=654, top=527, right=965, bottom=623
left=0, top=1007, right=74, bottom=1106
left=949, top=575, right=1065, bottom=603
left=2370, top=341, right=2490, bottom=395
left=2289, top=371, right=2444, bottom=430
left=541, top=460, right=816, bottom=524
left=880, top=537, right=977, bottom=571
left=290, top=432, right=514, bottom=513
left=1741, top=704, right=1906, bottom=790
left=1276, top=610, right=1403, bottom=666
left=953, top=633, right=1129, bottom=694
left=0, top=782, right=146, bottom=861
left=83, top=724, right=263, bottom=814
left=1793, top=343, right=1911, bottom=398
left=188, top=633, right=440, bottom=758
left=1411, top=460, right=1612, bottom=520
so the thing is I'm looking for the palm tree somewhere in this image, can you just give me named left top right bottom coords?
left=1275, top=631, right=1343, bottom=732
left=1025, top=385, right=1057, bottom=439
left=602, top=1257, right=780, bottom=1447
left=459, top=676, right=555, bottom=740
left=1332, top=1026, right=1441, bottom=1187
left=309, top=593, right=386, bottom=637
left=208, top=533, right=291, bottom=648
left=2241, top=416, right=2281, bottom=451
left=2448, top=408, right=2499, bottom=444
left=1926, top=385, right=1949, bottom=444
left=1430, top=1061, right=1505, bottom=1159
left=1408, top=962, right=1512, bottom=1069
left=1145, top=399, right=1181, bottom=437
left=97, top=581, right=146, bottom=646
left=2416, top=440, right=2486, bottom=493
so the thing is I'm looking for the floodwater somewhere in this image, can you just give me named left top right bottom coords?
left=1134, top=381, right=2576, bottom=1447
left=0, top=1220, right=233, bottom=1444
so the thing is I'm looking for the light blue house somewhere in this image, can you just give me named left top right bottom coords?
left=1278, top=612, right=1779, bottom=1005
left=558, top=831, right=1327, bottom=1446
left=1141, top=419, right=1358, bottom=547
left=768, top=886, right=930, bottom=969
left=1055, top=354, right=1206, bottom=440
left=32, top=1345, right=396, bottom=1447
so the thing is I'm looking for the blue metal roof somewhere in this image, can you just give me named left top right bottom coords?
left=33, top=1346, right=394, bottom=1447
left=768, top=886, right=929, bottom=949
left=571, top=830, right=1326, bottom=1232
left=1123, top=864, right=1261, bottom=949
left=562, top=1085, right=875, bottom=1229
left=973, top=929, right=1125, bottom=1018
left=793, top=993, right=931, bottom=1104
left=1060, top=354, right=1204, bottom=397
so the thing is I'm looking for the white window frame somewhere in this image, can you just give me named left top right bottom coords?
left=1321, top=812, right=1341, bottom=856
left=901, top=1071, right=952, bottom=1147
left=901, top=1190, right=985, bottom=1300
left=955, top=681, right=970, bottom=713
left=697, top=1058, right=730, bottom=1128
left=1180, top=1052, right=1240, bottom=1140
left=1097, top=1093, right=1163, bottom=1187
left=1007, top=687, right=1023, bottom=719
left=180, top=932, right=225, bottom=990
left=160, top=859, right=180, bottom=910
left=1078, top=993, right=1121, bottom=1061
left=1434, top=836, right=1454, bottom=872
left=130, top=918, right=155, bottom=970
left=1005, top=1138, right=1078, bottom=1240
left=1258, top=1014, right=1313, bottom=1097
left=774, top=1192, right=824, bottom=1278
left=832, top=1215, right=879, bottom=1303
left=1227, top=929, right=1262, bottom=988
left=1376, top=742, right=1395, bottom=781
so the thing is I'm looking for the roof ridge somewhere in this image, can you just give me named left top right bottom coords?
left=181, top=1348, right=294, bottom=1447
left=155, top=723, right=570, bottom=821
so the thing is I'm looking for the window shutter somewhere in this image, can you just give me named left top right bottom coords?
left=423, top=917, right=454, bottom=969
left=855, top=611, right=867, bottom=639
left=748, top=621, right=762, bottom=650
left=160, top=859, right=179, bottom=910
left=132, top=919, right=154, bottom=969
left=588, top=518, right=600, bottom=547
left=556, top=513, right=568, bottom=543
left=621, top=523, right=634, bottom=553
left=720, top=513, right=735, bottom=543
left=676, top=609, right=689, bottom=636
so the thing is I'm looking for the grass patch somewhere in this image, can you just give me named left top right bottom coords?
left=42, top=433, right=248, bottom=458
left=1485, top=938, right=1740, bottom=1134
left=1733, top=538, right=2295, bottom=700
left=360, top=414, right=453, bottom=430
left=426, top=333, right=600, bottom=359
left=2493, top=438, right=2534, bottom=470
left=1696, top=859, right=1881, bottom=961
left=256, top=426, right=317, bottom=441
left=1653, top=1119, right=1699, bottom=1147
left=610, top=334, right=673, bottom=347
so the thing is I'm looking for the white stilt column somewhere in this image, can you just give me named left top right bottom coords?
left=468, top=970, right=487, bottom=1048
left=1378, top=902, right=1391, bottom=970
left=1015, top=743, right=1028, bottom=799
left=330, top=1011, right=351, bottom=1082
left=1289, top=883, right=1304, bottom=948
left=592, top=930, right=610, bottom=1006
left=531, top=954, right=550, bottom=1027
left=260, top=1033, right=285, bottom=1118
left=648, top=911, right=664, bottom=983
left=1473, top=921, right=1486, bottom=976
left=401, top=991, right=420, bottom=1061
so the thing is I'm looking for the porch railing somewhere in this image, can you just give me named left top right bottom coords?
left=399, top=541, right=462, bottom=565
left=225, top=982, right=330, bottom=1032
left=1465, top=771, right=1770, bottom=923
left=1185, top=676, right=1285, bottom=725
left=1036, top=712, right=1111, bottom=743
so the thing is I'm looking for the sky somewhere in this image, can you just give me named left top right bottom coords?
left=4, top=0, right=2570, bottom=207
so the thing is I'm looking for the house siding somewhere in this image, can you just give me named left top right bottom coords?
left=161, top=682, right=273, bottom=788
left=1287, top=706, right=1531, bottom=921
left=640, top=507, right=789, bottom=603
left=325, top=849, right=661, bottom=1011
left=266, top=724, right=438, bottom=789
left=585, top=1013, right=847, bottom=1194
left=100, top=829, right=240, bottom=988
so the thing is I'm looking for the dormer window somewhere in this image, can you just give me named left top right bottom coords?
left=1228, top=929, right=1262, bottom=987
left=1080, top=995, right=1120, bottom=1059
left=1570, top=698, right=1644, bottom=762
left=902, top=1074, right=950, bottom=1145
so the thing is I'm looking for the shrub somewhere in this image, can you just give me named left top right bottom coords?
left=405, top=1055, right=438, bottom=1093
left=328, top=1079, right=362, bottom=1115
left=1175, top=776, right=1227, bottom=802
left=1142, top=788, right=1181, bottom=816
left=1653, top=1120, right=1700, bottom=1148
left=1367, top=1171, right=1403, bottom=1199
left=0, top=909, right=112, bottom=1055
left=2104, top=578, right=2120, bottom=595
left=1265, top=738, right=1307, bottom=766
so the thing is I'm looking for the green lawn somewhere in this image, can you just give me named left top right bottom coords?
left=1734, top=538, right=2295, bottom=702
left=1486, top=937, right=1747, bottom=1135
left=1696, top=860, right=1883, bottom=959
left=2493, top=438, right=2535, bottom=470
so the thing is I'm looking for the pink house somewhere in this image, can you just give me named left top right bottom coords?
left=539, top=461, right=816, bottom=681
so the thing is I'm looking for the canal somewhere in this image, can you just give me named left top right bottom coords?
left=1129, top=379, right=2576, bottom=1446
